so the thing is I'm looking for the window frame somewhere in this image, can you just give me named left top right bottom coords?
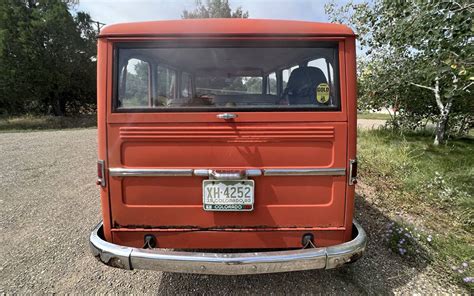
left=180, top=71, right=193, bottom=98
left=266, top=72, right=277, bottom=95
left=112, top=40, right=342, bottom=113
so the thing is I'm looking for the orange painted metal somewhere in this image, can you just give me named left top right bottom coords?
left=96, top=19, right=357, bottom=249
left=99, top=19, right=355, bottom=37
left=343, top=37, right=358, bottom=242
left=112, top=229, right=346, bottom=249
left=97, top=38, right=112, bottom=242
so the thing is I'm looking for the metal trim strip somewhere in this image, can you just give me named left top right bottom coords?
left=109, top=168, right=346, bottom=177
left=263, top=168, right=346, bottom=176
left=109, top=168, right=193, bottom=177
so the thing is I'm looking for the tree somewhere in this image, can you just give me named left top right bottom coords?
left=181, top=1, right=249, bottom=97
left=182, top=0, right=248, bottom=19
left=326, top=0, right=473, bottom=145
left=0, top=0, right=97, bottom=116
left=245, top=77, right=263, bottom=93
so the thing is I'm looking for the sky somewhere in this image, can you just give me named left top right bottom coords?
left=73, top=0, right=345, bottom=26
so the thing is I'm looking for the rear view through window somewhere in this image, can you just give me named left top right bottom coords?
left=115, top=43, right=340, bottom=111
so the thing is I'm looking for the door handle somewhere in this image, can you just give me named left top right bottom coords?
left=193, top=169, right=262, bottom=180
left=217, top=113, right=238, bottom=120
left=210, top=170, right=245, bottom=180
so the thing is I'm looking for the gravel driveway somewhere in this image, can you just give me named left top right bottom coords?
left=357, top=119, right=386, bottom=130
left=0, top=126, right=465, bottom=294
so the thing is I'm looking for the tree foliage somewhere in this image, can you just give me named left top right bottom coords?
left=182, top=0, right=248, bottom=19
left=0, top=0, right=97, bottom=116
left=182, top=0, right=250, bottom=97
left=326, top=0, right=473, bottom=144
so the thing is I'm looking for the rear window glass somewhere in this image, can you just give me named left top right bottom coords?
left=118, top=58, right=150, bottom=108
left=114, top=42, right=340, bottom=112
left=196, top=76, right=262, bottom=96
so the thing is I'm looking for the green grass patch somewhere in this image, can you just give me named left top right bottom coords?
left=0, top=115, right=97, bottom=132
left=358, top=128, right=473, bottom=288
left=357, top=112, right=391, bottom=120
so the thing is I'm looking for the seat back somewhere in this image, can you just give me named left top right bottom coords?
left=283, top=67, right=327, bottom=105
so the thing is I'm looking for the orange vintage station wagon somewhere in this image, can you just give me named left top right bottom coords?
left=89, top=19, right=366, bottom=275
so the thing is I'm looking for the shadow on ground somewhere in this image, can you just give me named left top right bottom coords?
left=156, top=194, right=430, bottom=295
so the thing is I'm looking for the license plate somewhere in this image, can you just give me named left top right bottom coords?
left=202, top=180, right=254, bottom=211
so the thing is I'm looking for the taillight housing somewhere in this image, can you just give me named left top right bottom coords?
left=349, top=159, right=357, bottom=185
left=97, top=160, right=106, bottom=187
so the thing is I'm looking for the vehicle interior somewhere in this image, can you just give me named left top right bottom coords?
left=115, top=45, right=340, bottom=110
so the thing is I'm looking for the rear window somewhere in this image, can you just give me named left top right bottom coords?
left=196, top=76, right=263, bottom=96
left=114, top=41, right=340, bottom=112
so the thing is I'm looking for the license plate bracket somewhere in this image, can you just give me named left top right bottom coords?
left=202, top=180, right=254, bottom=211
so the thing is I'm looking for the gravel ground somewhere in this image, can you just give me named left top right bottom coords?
left=0, top=125, right=466, bottom=294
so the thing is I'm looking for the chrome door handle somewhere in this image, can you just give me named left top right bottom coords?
left=217, top=113, right=237, bottom=120
left=194, top=169, right=262, bottom=179
left=210, top=170, right=246, bottom=180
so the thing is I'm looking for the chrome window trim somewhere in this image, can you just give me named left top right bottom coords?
left=109, top=168, right=345, bottom=177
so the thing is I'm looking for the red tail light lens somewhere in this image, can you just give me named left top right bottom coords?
left=97, top=160, right=106, bottom=187
left=349, top=159, right=357, bottom=185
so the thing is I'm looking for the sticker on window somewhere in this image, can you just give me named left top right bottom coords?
left=316, top=83, right=330, bottom=104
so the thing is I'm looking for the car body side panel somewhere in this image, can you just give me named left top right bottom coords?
left=343, top=37, right=357, bottom=242
left=97, top=38, right=112, bottom=242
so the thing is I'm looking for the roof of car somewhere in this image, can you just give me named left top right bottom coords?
left=99, top=19, right=355, bottom=38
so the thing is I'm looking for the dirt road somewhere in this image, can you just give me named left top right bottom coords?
left=0, top=126, right=465, bottom=294
left=357, top=119, right=386, bottom=130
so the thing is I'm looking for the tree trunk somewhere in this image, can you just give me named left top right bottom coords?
left=434, top=111, right=449, bottom=145
left=432, top=77, right=452, bottom=146
left=51, top=97, right=65, bottom=116
left=411, top=76, right=454, bottom=145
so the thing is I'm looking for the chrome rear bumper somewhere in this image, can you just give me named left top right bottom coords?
left=89, top=221, right=366, bottom=275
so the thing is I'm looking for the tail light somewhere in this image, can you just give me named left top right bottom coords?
left=97, top=160, right=106, bottom=187
left=349, top=159, right=357, bottom=185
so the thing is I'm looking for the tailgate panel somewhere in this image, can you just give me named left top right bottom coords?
left=108, top=122, right=347, bottom=228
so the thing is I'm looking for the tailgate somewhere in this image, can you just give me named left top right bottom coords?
left=107, top=121, right=347, bottom=228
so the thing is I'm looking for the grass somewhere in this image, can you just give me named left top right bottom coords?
left=358, top=128, right=473, bottom=288
left=358, top=112, right=391, bottom=120
left=0, top=115, right=97, bottom=132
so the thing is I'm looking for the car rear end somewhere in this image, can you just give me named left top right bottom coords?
left=90, top=19, right=365, bottom=274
